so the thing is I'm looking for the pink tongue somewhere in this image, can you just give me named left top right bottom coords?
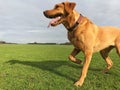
left=48, top=17, right=60, bottom=27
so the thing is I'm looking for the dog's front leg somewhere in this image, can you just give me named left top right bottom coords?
left=68, top=48, right=82, bottom=64
left=74, top=49, right=93, bottom=86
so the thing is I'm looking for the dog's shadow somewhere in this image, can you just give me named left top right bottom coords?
left=7, top=60, right=83, bottom=81
left=7, top=60, right=111, bottom=81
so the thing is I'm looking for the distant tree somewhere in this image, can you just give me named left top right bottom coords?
left=60, top=42, right=71, bottom=45
left=0, top=41, right=6, bottom=44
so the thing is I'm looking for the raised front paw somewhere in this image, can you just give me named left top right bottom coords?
left=76, top=59, right=82, bottom=64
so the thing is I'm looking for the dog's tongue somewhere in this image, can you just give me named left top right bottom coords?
left=48, top=17, right=61, bottom=27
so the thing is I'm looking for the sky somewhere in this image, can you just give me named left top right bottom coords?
left=0, top=0, right=120, bottom=43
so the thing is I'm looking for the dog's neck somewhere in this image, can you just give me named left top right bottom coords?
left=68, top=14, right=83, bottom=32
left=63, top=11, right=83, bottom=32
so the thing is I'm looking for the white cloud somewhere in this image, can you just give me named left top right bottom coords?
left=27, top=30, right=41, bottom=33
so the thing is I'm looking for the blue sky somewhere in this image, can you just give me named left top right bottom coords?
left=0, top=0, right=120, bottom=43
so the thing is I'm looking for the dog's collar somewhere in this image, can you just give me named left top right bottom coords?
left=68, top=14, right=83, bottom=32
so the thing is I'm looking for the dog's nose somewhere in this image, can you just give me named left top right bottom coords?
left=43, top=11, right=49, bottom=18
left=43, top=11, right=46, bottom=15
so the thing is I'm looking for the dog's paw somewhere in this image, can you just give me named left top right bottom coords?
left=76, top=59, right=82, bottom=64
left=74, top=81, right=83, bottom=87
left=102, top=69, right=109, bottom=74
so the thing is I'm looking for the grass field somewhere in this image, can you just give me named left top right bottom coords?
left=0, top=44, right=120, bottom=90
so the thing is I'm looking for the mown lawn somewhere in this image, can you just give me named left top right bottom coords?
left=0, top=44, right=120, bottom=90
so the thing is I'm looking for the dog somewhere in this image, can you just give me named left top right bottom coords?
left=43, top=2, right=120, bottom=86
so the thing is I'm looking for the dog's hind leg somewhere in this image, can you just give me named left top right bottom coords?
left=68, top=48, right=82, bottom=64
left=100, top=46, right=114, bottom=73
left=115, top=37, right=120, bottom=56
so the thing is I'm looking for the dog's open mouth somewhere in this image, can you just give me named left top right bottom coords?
left=48, top=16, right=62, bottom=27
left=43, top=11, right=64, bottom=27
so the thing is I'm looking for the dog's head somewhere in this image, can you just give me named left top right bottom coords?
left=43, top=2, right=76, bottom=27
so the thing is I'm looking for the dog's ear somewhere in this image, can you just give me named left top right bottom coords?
left=63, top=2, right=76, bottom=14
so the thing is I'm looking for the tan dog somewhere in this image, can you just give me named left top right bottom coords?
left=43, top=2, right=120, bottom=86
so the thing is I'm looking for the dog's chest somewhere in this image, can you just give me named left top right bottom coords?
left=68, top=32, right=85, bottom=50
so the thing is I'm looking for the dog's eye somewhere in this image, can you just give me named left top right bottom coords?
left=55, top=5, right=59, bottom=9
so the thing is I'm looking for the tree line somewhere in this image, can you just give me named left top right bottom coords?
left=0, top=41, right=71, bottom=45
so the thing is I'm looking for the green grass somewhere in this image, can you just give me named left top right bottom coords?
left=0, top=44, right=120, bottom=90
